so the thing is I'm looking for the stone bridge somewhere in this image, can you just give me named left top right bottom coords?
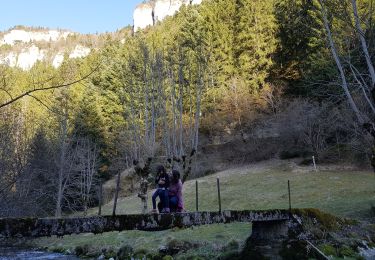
left=0, top=210, right=290, bottom=240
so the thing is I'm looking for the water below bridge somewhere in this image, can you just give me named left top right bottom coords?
left=0, top=247, right=79, bottom=260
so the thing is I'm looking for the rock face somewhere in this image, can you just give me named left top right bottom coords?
left=133, top=3, right=155, bottom=32
left=0, top=29, right=71, bottom=46
left=133, top=0, right=203, bottom=32
left=17, top=45, right=45, bottom=70
left=68, top=45, right=91, bottom=59
left=0, top=28, right=92, bottom=70
left=52, top=53, right=65, bottom=68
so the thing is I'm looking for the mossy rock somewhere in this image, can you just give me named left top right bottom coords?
left=314, top=229, right=327, bottom=240
left=292, top=208, right=345, bottom=231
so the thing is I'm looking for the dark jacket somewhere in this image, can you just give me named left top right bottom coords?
left=155, top=173, right=170, bottom=189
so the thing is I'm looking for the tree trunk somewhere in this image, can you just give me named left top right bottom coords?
left=352, top=0, right=375, bottom=89
left=55, top=113, right=68, bottom=218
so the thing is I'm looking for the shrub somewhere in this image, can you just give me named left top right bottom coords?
left=217, top=250, right=239, bottom=260
left=165, top=239, right=199, bottom=255
left=339, top=245, right=357, bottom=257
left=51, top=247, right=65, bottom=253
left=279, top=240, right=309, bottom=260
left=146, top=252, right=163, bottom=260
left=134, top=248, right=148, bottom=256
left=104, top=248, right=117, bottom=259
left=222, top=239, right=239, bottom=252
left=371, top=204, right=375, bottom=217
left=117, top=244, right=134, bottom=260
left=319, top=244, right=336, bottom=256
left=279, top=150, right=301, bottom=160
left=74, top=244, right=89, bottom=257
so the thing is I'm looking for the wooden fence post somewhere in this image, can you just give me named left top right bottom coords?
left=196, top=180, right=199, bottom=212
left=288, top=180, right=291, bottom=212
left=112, top=171, right=121, bottom=216
left=217, top=177, right=221, bottom=213
left=312, top=156, right=318, bottom=172
left=98, top=181, right=103, bottom=216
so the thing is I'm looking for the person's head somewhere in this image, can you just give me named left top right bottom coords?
left=156, top=165, right=166, bottom=175
left=172, top=170, right=181, bottom=183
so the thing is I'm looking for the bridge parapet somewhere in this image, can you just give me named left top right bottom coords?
left=0, top=209, right=290, bottom=238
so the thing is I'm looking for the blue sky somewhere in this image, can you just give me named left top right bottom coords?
left=0, top=0, right=141, bottom=34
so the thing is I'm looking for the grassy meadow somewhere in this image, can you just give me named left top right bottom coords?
left=32, top=160, right=375, bottom=259
left=88, top=160, right=375, bottom=220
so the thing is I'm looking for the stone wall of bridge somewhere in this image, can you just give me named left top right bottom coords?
left=0, top=209, right=289, bottom=238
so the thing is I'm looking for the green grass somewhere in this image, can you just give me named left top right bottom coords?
left=32, top=162, right=375, bottom=258
left=32, top=223, right=250, bottom=258
left=88, top=163, right=375, bottom=220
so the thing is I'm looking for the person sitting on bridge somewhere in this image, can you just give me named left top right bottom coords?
left=168, top=170, right=184, bottom=212
left=151, top=165, right=170, bottom=213
left=158, top=169, right=184, bottom=213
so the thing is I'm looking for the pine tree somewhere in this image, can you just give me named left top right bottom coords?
left=234, top=0, right=278, bottom=93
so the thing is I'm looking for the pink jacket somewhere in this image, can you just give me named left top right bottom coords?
left=169, top=180, right=184, bottom=210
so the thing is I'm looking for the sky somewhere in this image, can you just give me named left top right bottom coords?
left=0, top=0, right=141, bottom=34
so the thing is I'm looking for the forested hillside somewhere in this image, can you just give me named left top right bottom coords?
left=0, top=0, right=374, bottom=218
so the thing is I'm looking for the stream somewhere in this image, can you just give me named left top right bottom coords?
left=0, top=247, right=80, bottom=260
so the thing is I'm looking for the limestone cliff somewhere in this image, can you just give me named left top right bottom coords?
left=0, top=26, right=128, bottom=70
left=133, top=0, right=202, bottom=32
left=0, top=28, right=87, bottom=70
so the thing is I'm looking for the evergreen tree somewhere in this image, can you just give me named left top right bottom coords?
left=234, top=0, right=278, bottom=93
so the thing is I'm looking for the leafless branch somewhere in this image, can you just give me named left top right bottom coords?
left=0, top=63, right=100, bottom=109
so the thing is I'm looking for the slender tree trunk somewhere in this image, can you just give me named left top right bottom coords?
left=143, top=46, right=150, bottom=157
left=319, top=0, right=364, bottom=124
left=194, top=63, right=203, bottom=151
left=349, top=63, right=375, bottom=113
left=170, top=69, right=178, bottom=156
left=178, top=56, right=184, bottom=157
left=188, top=68, right=194, bottom=150
left=55, top=113, right=68, bottom=218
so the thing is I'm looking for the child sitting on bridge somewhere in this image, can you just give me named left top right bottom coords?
left=157, top=169, right=184, bottom=213
left=151, top=165, right=170, bottom=213
left=168, top=170, right=184, bottom=212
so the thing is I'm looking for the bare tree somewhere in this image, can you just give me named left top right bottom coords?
left=318, top=0, right=375, bottom=168
left=133, top=158, right=152, bottom=214
left=318, top=0, right=364, bottom=123
left=75, top=138, right=98, bottom=215
left=351, top=0, right=375, bottom=88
